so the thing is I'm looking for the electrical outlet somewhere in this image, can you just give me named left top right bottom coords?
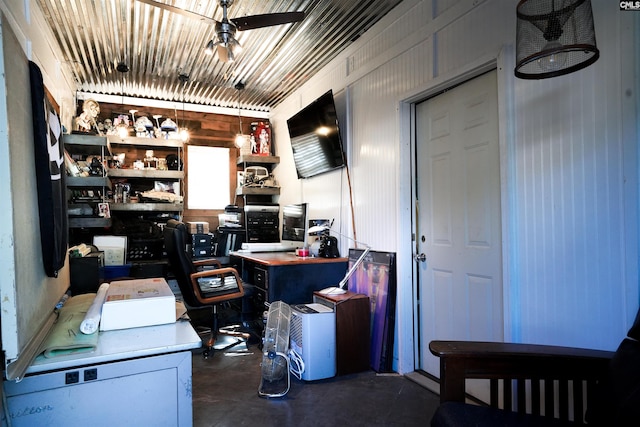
left=65, top=371, right=79, bottom=384
left=84, top=368, right=98, bottom=381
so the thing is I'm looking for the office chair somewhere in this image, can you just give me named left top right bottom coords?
left=164, top=219, right=248, bottom=358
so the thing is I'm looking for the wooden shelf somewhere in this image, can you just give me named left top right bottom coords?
left=237, top=154, right=280, bottom=165
left=107, top=135, right=183, bottom=148
left=63, top=134, right=108, bottom=146
left=235, top=187, right=280, bottom=196
left=108, top=169, right=183, bottom=179
left=109, top=202, right=183, bottom=212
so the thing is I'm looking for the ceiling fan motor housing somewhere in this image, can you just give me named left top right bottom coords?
left=216, top=20, right=237, bottom=42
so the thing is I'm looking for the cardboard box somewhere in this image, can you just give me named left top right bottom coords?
left=100, top=278, right=176, bottom=331
left=93, top=235, right=127, bottom=266
left=187, top=221, right=209, bottom=234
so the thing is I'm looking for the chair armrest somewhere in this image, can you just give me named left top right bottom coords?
left=429, top=340, right=614, bottom=423
left=193, top=258, right=222, bottom=269
left=190, top=267, right=245, bottom=305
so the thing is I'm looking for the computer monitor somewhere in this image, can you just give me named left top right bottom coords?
left=281, top=203, right=308, bottom=249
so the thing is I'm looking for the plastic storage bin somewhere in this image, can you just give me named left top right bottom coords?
left=101, top=264, right=132, bottom=281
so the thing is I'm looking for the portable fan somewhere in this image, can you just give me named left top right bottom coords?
left=258, top=301, right=292, bottom=398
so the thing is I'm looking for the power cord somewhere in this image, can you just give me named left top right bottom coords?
left=288, top=348, right=305, bottom=380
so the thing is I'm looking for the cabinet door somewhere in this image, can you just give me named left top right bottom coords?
left=4, top=351, right=193, bottom=426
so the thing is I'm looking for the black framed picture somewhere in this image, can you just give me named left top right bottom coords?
left=347, top=249, right=397, bottom=372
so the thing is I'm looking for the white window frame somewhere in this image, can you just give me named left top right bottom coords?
left=186, top=145, right=230, bottom=210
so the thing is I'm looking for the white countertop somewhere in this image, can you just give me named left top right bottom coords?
left=26, top=320, right=202, bottom=374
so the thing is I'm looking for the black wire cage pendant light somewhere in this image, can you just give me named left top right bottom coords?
left=514, top=0, right=599, bottom=79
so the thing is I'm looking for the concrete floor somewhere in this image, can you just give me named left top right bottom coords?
left=190, top=337, right=441, bottom=427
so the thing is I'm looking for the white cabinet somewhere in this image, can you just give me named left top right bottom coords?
left=3, top=322, right=201, bottom=427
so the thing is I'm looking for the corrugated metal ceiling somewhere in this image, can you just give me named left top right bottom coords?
left=36, top=0, right=403, bottom=112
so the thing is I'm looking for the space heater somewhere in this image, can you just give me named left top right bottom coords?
left=289, top=303, right=336, bottom=381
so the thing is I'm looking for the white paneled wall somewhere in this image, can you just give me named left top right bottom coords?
left=272, top=0, right=638, bottom=373
left=511, top=2, right=638, bottom=350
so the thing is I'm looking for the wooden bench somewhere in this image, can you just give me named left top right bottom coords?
left=429, top=340, right=616, bottom=426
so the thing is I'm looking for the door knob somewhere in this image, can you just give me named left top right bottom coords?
left=414, top=253, right=426, bottom=262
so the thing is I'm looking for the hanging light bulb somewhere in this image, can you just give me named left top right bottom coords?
left=116, top=62, right=130, bottom=138
left=234, top=82, right=248, bottom=149
left=179, top=128, right=190, bottom=142
left=235, top=133, right=247, bottom=148
left=537, top=40, right=568, bottom=72
left=204, top=40, right=215, bottom=56
left=117, top=122, right=129, bottom=139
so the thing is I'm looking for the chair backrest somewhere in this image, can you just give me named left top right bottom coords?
left=163, top=219, right=200, bottom=307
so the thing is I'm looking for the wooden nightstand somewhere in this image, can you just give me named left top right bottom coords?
left=313, top=291, right=370, bottom=375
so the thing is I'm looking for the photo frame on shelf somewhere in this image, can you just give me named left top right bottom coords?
left=98, top=202, right=111, bottom=219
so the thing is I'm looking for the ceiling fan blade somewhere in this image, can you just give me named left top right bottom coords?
left=135, top=0, right=217, bottom=24
left=232, top=11, right=305, bottom=31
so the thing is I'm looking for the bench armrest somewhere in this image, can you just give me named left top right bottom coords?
left=429, top=340, right=614, bottom=423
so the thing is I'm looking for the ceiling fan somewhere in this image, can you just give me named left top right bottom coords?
left=136, top=0, right=305, bottom=63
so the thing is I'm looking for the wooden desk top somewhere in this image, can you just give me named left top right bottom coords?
left=230, top=251, right=348, bottom=267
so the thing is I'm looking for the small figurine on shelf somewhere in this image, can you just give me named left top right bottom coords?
left=135, top=116, right=154, bottom=138
left=250, top=134, right=257, bottom=154
left=251, top=121, right=272, bottom=156
left=144, top=150, right=158, bottom=169
left=160, top=118, right=178, bottom=139
left=153, top=115, right=163, bottom=138
left=102, top=118, right=114, bottom=135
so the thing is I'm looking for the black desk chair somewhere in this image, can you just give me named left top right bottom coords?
left=164, top=219, right=247, bottom=358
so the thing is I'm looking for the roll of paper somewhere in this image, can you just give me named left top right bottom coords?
left=80, top=283, right=110, bottom=334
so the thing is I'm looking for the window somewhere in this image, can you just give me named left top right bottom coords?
left=187, top=145, right=230, bottom=209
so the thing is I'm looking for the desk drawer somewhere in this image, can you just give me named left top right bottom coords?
left=252, top=285, right=266, bottom=311
left=253, top=266, right=268, bottom=290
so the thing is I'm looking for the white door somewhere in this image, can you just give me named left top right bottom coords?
left=415, top=70, right=503, bottom=379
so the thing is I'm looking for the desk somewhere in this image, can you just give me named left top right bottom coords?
left=230, top=251, right=348, bottom=305
left=4, top=321, right=201, bottom=427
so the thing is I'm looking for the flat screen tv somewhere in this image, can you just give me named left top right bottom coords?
left=287, top=90, right=345, bottom=179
